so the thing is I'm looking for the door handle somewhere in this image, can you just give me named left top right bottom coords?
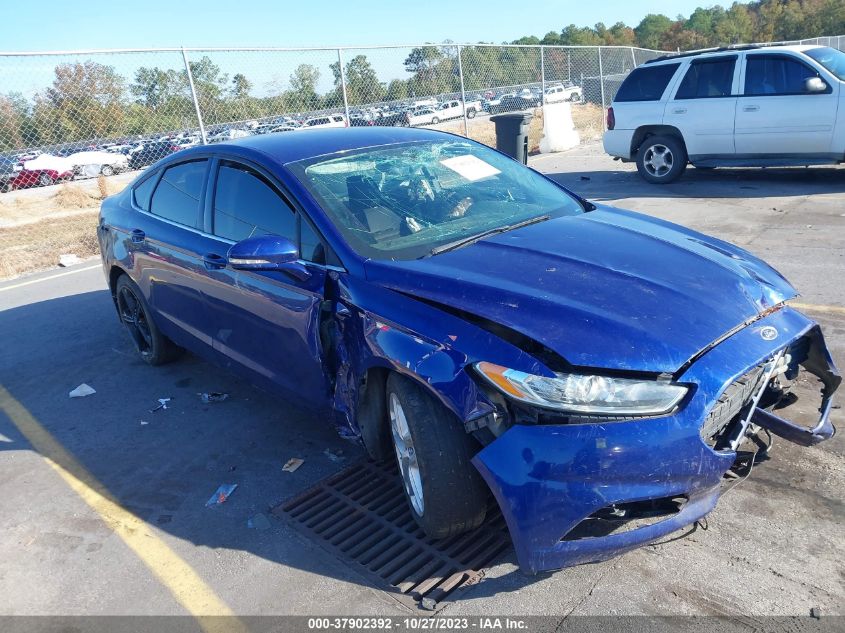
left=130, top=228, right=145, bottom=243
left=203, top=253, right=228, bottom=270
left=672, top=108, right=687, bottom=114
left=743, top=105, right=760, bottom=112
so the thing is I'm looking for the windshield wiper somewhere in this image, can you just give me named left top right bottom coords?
left=429, top=214, right=551, bottom=256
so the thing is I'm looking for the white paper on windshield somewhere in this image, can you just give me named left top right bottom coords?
left=439, top=155, right=500, bottom=182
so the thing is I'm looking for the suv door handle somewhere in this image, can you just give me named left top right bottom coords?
left=203, top=253, right=228, bottom=270
left=672, top=108, right=687, bottom=114
left=743, top=105, right=760, bottom=112
left=130, top=229, right=146, bottom=243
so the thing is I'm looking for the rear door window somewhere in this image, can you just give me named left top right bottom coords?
left=133, top=173, right=157, bottom=210
left=149, top=160, right=207, bottom=228
left=744, top=55, right=825, bottom=95
left=675, top=57, right=736, bottom=99
left=615, top=63, right=681, bottom=102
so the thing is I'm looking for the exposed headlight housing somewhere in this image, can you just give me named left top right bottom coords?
left=475, top=361, right=687, bottom=416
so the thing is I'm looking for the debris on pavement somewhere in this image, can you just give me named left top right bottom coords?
left=419, top=597, right=437, bottom=611
left=248, top=513, right=271, bottom=530
left=206, top=484, right=237, bottom=507
left=282, top=458, right=304, bottom=472
left=324, top=448, right=345, bottom=463
left=69, top=383, right=96, bottom=398
left=58, top=254, right=82, bottom=267
left=149, top=397, right=171, bottom=413
left=811, top=607, right=821, bottom=619
left=200, top=392, right=229, bottom=403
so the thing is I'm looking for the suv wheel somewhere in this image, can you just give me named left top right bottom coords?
left=386, top=373, right=487, bottom=539
left=636, top=135, right=687, bottom=184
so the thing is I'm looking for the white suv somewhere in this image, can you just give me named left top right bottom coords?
left=603, top=45, right=845, bottom=183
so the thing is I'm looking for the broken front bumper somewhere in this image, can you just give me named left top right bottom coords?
left=472, top=306, right=839, bottom=574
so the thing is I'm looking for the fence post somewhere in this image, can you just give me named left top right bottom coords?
left=597, top=47, right=606, bottom=130
left=456, top=45, right=469, bottom=137
left=181, top=47, right=207, bottom=145
left=630, top=46, right=637, bottom=70
left=540, top=46, right=546, bottom=96
left=337, top=48, right=351, bottom=123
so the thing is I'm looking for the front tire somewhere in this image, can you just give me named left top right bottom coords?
left=101, top=164, right=114, bottom=176
left=38, top=172, right=52, bottom=187
left=115, top=274, right=180, bottom=365
left=467, top=109, right=476, bottom=119
left=431, top=116, right=440, bottom=124
left=636, top=134, right=687, bottom=184
left=386, top=373, right=487, bottom=539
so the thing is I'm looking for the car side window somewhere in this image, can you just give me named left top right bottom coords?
left=675, top=57, right=736, bottom=99
left=149, top=160, right=207, bottom=228
left=212, top=162, right=296, bottom=243
left=133, top=173, right=157, bottom=211
left=745, top=56, right=824, bottom=96
left=614, top=63, right=681, bottom=102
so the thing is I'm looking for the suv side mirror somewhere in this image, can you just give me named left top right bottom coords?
left=228, top=235, right=311, bottom=281
left=805, top=77, right=827, bottom=93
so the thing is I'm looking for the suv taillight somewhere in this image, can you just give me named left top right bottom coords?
left=606, top=107, right=615, bottom=131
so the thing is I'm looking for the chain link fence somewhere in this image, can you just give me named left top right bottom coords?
left=1, top=35, right=843, bottom=190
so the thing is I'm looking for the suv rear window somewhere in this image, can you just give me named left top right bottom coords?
left=614, top=63, right=680, bottom=102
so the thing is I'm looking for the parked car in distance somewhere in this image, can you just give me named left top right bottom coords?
left=436, top=99, right=482, bottom=120
left=544, top=82, right=583, bottom=103
left=604, top=44, right=845, bottom=183
left=304, top=114, right=347, bottom=129
left=7, top=168, right=73, bottom=190
left=128, top=142, right=177, bottom=170
left=207, top=128, right=252, bottom=143
left=0, top=156, right=20, bottom=192
left=405, top=107, right=440, bottom=126
left=99, top=127, right=838, bottom=576
left=490, top=93, right=541, bottom=113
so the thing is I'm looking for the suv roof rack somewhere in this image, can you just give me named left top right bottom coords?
left=643, top=43, right=784, bottom=64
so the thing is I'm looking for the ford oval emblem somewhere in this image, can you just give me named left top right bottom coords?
left=760, top=326, right=778, bottom=341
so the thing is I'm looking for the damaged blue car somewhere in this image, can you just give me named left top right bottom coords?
left=98, top=127, right=840, bottom=574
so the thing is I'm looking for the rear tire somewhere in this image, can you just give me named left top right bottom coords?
left=115, top=274, right=180, bottom=366
left=636, top=134, right=687, bottom=184
left=431, top=116, right=440, bottom=124
left=101, top=164, right=114, bottom=176
left=38, top=172, right=52, bottom=187
left=467, top=109, right=476, bottom=119
left=386, top=373, right=487, bottom=539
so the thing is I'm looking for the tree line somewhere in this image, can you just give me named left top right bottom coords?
left=512, top=0, right=845, bottom=51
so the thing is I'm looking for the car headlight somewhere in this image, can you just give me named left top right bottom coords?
left=475, top=361, right=687, bottom=416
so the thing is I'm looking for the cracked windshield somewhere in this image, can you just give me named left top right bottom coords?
left=291, top=139, right=585, bottom=260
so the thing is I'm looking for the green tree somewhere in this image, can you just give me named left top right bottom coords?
left=230, top=73, right=252, bottom=100
left=634, top=14, right=673, bottom=49
left=131, top=66, right=183, bottom=110
left=287, top=64, right=321, bottom=110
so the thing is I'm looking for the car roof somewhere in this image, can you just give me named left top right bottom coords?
left=198, top=126, right=458, bottom=165
left=644, top=43, right=822, bottom=66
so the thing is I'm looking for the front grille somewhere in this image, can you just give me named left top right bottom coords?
left=701, top=366, right=766, bottom=447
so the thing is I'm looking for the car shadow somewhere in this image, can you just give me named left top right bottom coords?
left=0, top=289, right=537, bottom=611
left=544, top=164, right=845, bottom=202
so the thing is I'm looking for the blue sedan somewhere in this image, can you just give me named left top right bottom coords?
left=98, top=127, right=840, bottom=574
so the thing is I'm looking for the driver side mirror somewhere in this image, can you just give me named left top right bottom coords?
left=227, top=235, right=311, bottom=281
left=805, top=77, right=828, bottom=93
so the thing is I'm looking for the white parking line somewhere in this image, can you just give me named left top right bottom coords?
left=0, top=264, right=101, bottom=293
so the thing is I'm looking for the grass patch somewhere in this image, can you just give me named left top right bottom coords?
left=0, top=211, right=100, bottom=279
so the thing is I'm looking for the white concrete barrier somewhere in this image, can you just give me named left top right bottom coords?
left=539, top=102, right=580, bottom=154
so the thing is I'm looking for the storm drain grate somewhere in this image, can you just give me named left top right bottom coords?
left=273, top=460, right=512, bottom=609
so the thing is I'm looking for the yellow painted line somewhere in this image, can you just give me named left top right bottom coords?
left=0, top=264, right=101, bottom=292
left=0, top=385, right=247, bottom=632
left=789, top=302, right=845, bottom=317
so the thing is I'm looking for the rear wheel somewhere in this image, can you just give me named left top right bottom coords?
left=38, top=172, right=52, bottom=187
left=467, top=109, right=476, bottom=119
left=101, top=164, right=114, bottom=176
left=386, top=373, right=487, bottom=539
left=115, top=274, right=180, bottom=366
left=636, top=134, right=687, bottom=184
left=431, top=116, right=440, bottom=124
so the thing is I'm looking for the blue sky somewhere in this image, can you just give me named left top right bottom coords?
left=5, top=0, right=732, bottom=51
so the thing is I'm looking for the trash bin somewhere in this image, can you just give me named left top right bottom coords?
left=490, top=112, right=533, bottom=164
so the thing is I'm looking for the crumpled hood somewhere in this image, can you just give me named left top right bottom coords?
left=364, top=206, right=796, bottom=373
